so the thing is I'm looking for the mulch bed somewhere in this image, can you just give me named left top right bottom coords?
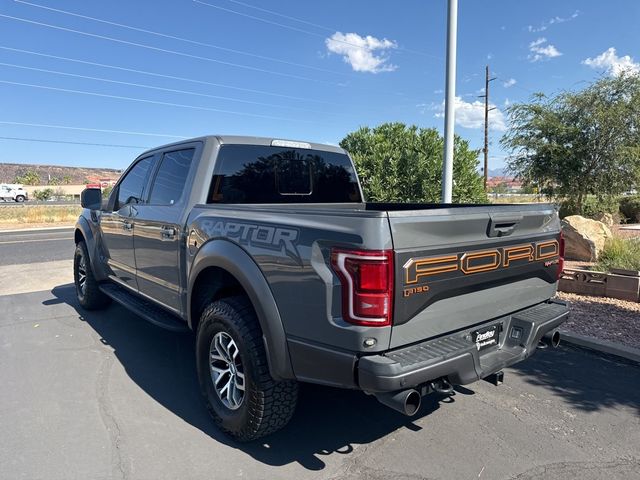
left=556, top=292, right=640, bottom=350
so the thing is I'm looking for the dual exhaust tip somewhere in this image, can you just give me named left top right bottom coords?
left=375, top=389, right=422, bottom=416
left=373, top=378, right=453, bottom=416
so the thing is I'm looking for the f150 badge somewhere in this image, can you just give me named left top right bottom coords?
left=402, top=239, right=559, bottom=297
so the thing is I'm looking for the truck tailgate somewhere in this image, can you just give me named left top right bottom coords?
left=388, top=204, right=561, bottom=348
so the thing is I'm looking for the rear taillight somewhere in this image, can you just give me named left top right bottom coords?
left=557, top=230, right=565, bottom=280
left=331, top=248, right=394, bottom=327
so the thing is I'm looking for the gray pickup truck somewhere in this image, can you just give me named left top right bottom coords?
left=74, top=135, right=568, bottom=441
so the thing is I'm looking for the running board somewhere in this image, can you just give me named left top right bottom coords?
left=100, top=282, right=190, bottom=333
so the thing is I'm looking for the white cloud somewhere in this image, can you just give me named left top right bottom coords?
left=583, top=47, right=640, bottom=76
left=325, top=32, right=397, bottom=73
left=528, top=37, right=562, bottom=62
left=503, top=78, right=517, bottom=88
left=433, top=96, right=507, bottom=131
left=528, top=11, right=579, bottom=33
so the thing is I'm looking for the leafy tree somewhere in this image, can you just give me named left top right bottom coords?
left=62, top=175, right=72, bottom=185
left=501, top=74, right=640, bottom=213
left=340, top=123, right=487, bottom=203
left=14, top=169, right=40, bottom=186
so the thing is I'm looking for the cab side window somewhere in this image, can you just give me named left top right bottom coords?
left=115, top=156, right=153, bottom=210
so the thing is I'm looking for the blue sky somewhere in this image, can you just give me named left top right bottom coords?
left=0, top=0, right=638, bottom=170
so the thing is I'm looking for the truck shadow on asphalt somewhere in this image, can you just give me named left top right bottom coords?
left=49, top=284, right=456, bottom=471
left=511, top=343, right=640, bottom=416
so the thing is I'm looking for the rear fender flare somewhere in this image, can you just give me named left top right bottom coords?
left=188, top=239, right=294, bottom=381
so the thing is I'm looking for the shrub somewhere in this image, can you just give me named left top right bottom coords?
left=33, top=188, right=54, bottom=201
left=558, top=196, right=620, bottom=220
left=619, top=195, right=640, bottom=223
left=596, top=237, right=640, bottom=273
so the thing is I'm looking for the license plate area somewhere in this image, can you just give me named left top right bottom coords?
left=472, top=324, right=500, bottom=351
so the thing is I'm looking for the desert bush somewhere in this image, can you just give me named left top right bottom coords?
left=596, top=237, right=640, bottom=272
left=559, top=196, right=620, bottom=220
left=32, top=188, right=54, bottom=201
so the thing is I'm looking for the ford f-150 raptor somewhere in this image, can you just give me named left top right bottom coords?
left=74, top=135, right=568, bottom=441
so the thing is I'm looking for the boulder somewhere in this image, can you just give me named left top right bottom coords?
left=593, top=212, right=615, bottom=227
left=561, top=215, right=613, bottom=262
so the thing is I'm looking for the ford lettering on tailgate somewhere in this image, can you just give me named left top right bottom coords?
left=402, top=239, right=559, bottom=297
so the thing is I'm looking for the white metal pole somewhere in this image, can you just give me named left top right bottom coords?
left=441, top=0, right=458, bottom=204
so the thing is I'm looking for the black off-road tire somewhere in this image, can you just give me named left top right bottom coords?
left=74, top=241, right=111, bottom=310
left=196, top=296, right=298, bottom=442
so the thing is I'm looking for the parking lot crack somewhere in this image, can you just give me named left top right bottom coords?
left=96, top=352, right=129, bottom=480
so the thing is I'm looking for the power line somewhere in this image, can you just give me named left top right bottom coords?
left=193, top=0, right=328, bottom=39
left=193, top=0, right=440, bottom=59
left=0, top=136, right=149, bottom=148
left=0, top=79, right=308, bottom=122
left=14, top=0, right=351, bottom=77
left=0, top=46, right=336, bottom=105
left=0, top=121, right=189, bottom=139
left=0, top=62, right=339, bottom=115
left=0, top=13, right=343, bottom=85
left=226, top=0, right=334, bottom=32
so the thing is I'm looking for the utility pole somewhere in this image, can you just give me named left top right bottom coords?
left=441, top=0, right=458, bottom=204
left=479, top=65, right=496, bottom=191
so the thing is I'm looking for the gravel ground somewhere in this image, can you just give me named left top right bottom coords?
left=557, top=291, right=640, bottom=350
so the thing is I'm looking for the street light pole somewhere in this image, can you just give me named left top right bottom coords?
left=441, top=0, right=458, bottom=204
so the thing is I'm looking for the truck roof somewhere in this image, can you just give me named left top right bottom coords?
left=138, top=135, right=347, bottom=157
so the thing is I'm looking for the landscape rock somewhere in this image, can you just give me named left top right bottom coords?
left=561, top=215, right=613, bottom=261
left=593, top=212, right=615, bottom=227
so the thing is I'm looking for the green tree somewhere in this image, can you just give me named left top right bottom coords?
left=501, top=74, right=640, bottom=213
left=14, top=169, right=41, bottom=186
left=62, top=175, right=72, bottom=185
left=340, top=123, right=487, bottom=203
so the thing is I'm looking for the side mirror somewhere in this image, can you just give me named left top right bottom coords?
left=81, top=188, right=102, bottom=210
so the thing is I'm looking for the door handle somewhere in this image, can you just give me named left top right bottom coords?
left=122, top=221, right=133, bottom=231
left=161, top=226, right=177, bottom=240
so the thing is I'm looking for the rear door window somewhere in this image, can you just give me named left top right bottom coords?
left=148, top=149, right=194, bottom=206
left=208, top=145, right=361, bottom=203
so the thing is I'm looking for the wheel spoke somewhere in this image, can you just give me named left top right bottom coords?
left=235, top=371, right=245, bottom=391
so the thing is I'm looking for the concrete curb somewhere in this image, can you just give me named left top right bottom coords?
left=560, top=331, right=640, bottom=364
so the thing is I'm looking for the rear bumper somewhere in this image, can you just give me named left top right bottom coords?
left=358, top=300, right=569, bottom=393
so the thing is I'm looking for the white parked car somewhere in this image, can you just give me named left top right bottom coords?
left=0, top=184, right=28, bottom=202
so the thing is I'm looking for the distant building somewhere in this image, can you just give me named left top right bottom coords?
left=486, top=176, right=523, bottom=193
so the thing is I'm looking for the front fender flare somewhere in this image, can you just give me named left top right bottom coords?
left=188, top=239, right=294, bottom=381
left=75, top=214, right=109, bottom=281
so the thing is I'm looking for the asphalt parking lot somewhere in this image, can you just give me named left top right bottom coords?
left=1, top=228, right=639, bottom=480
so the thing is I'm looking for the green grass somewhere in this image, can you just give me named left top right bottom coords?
left=596, top=236, right=640, bottom=272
